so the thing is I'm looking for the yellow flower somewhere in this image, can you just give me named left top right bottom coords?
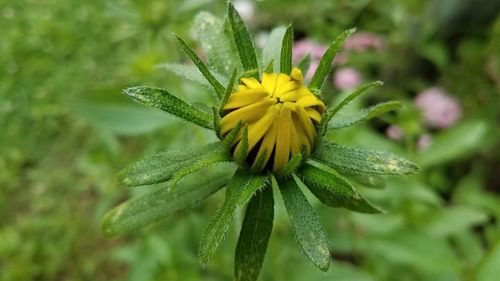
left=220, top=67, right=325, bottom=171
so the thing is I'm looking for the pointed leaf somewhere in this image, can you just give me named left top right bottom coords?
left=220, top=68, right=238, bottom=116
left=170, top=151, right=229, bottom=185
left=227, top=2, right=259, bottom=78
left=102, top=169, right=231, bottom=236
left=309, top=28, right=356, bottom=90
left=123, top=86, right=213, bottom=129
left=194, top=12, right=242, bottom=76
left=235, top=185, right=274, bottom=281
left=173, top=34, right=225, bottom=99
left=262, top=26, right=287, bottom=71
left=320, top=81, right=383, bottom=134
left=280, top=24, right=294, bottom=74
left=299, top=162, right=381, bottom=213
left=199, top=170, right=268, bottom=265
left=313, top=142, right=419, bottom=175
left=118, top=142, right=227, bottom=186
left=223, top=120, right=243, bottom=149
left=278, top=175, right=331, bottom=271
left=277, top=153, right=303, bottom=177
left=329, top=101, right=401, bottom=129
left=235, top=126, right=249, bottom=165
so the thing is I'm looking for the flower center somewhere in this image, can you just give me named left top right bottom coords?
left=220, top=67, right=325, bottom=172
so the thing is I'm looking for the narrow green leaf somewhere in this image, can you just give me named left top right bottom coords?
left=102, top=169, right=231, bottom=236
left=220, top=68, right=238, bottom=116
left=262, top=26, right=287, bottom=71
left=173, top=34, right=226, bottom=99
left=123, top=86, right=213, bottom=129
left=329, top=101, right=401, bottom=129
left=235, top=185, right=274, bottom=281
left=298, top=162, right=381, bottom=213
left=264, top=59, right=274, bottom=73
left=339, top=170, right=386, bottom=189
left=227, top=2, right=259, bottom=78
left=194, top=12, right=242, bottom=76
left=235, top=126, right=249, bottom=165
left=156, top=63, right=227, bottom=88
left=313, top=142, right=419, bottom=175
left=297, top=54, right=311, bottom=77
left=278, top=175, right=331, bottom=271
left=277, top=153, right=303, bottom=177
left=223, top=120, right=243, bottom=149
left=118, top=142, right=227, bottom=186
left=280, top=24, right=294, bottom=74
left=320, top=81, right=383, bottom=134
left=199, top=169, right=268, bottom=265
left=309, top=28, right=356, bottom=90
left=170, top=151, right=229, bottom=185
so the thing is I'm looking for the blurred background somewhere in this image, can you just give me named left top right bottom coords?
left=1, top=0, right=499, bottom=280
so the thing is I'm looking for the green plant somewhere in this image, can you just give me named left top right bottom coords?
left=102, top=3, right=418, bottom=280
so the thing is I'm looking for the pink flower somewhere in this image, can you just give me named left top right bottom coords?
left=417, top=134, right=433, bottom=151
left=415, top=87, right=461, bottom=129
left=344, top=32, right=385, bottom=52
left=333, top=67, right=362, bottom=90
left=293, top=39, right=327, bottom=62
left=386, top=125, right=404, bottom=140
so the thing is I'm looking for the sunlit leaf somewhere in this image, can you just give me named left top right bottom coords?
left=280, top=24, right=294, bottom=74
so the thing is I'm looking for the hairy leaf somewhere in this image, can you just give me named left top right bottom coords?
left=123, top=86, right=213, bottom=129
left=118, top=142, right=228, bottom=186
left=313, top=142, right=419, bottom=175
left=278, top=175, right=331, bottom=271
left=309, top=28, right=356, bottom=90
left=329, top=101, right=401, bottom=129
left=280, top=24, right=294, bottom=74
left=199, top=170, right=268, bottom=265
left=195, top=12, right=242, bottom=76
left=235, top=185, right=274, bottom=281
left=173, top=34, right=225, bottom=99
left=227, top=2, right=259, bottom=78
left=102, top=169, right=231, bottom=236
left=298, top=162, right=381, bottom=213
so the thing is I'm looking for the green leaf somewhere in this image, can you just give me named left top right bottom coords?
left=194, top=12, right=242, bottom=76
left=235, top=185, right=274, bottom=281
left=313, top=142, right=419, bottom=175
left=170, top=150, right=229, bottom=185
left=476, top=240, right=500, bottom=281
left=309, top=28, right=356, bottom=90
left=123, top=86, right=214, bottom=129
left=278, top=175, right=331, bottom=271
left=280, top=24, right=294, bottom=74
left=329, top=101, right=401, bottom=129
left=220, top=68, right=238, bottom=116
left=235, top=126, right=249, bottom=165
left=118, top=142, right=227, bottom=186
left=227, top=2, right=259, bottom=78
left=199, top=170, right=268, bottom=265
left=276, top=153, right=303, bottom=177
left=223, top=120, right=243, bottom=149
left=320, top=81, right=383, bottom=134
left=156, top=63, right=227, bottom=89
left=173, top=34, right=225, bottom=99
left=262, top=26, right=287, bottom=72
left=297, top=54, right=311, bottom=77
left=339, top=171, right=386, bottom=189
left=102, top=169, right=231, bottom=236
left=298, top=162, right=381, bottom=213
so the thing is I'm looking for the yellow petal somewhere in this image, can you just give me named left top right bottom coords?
left=223, top=89, right=269, bottom=110
left=295, top=105, right=317, bottom=144
left=290, top=67, right=304, bottom=82
left=273, top=74, right=291, bottom=97
left=261, top=73, right=278, bottom=94
left=252, top=118, right=277, bottom=170
left=220, top=98, right=275, bottom=135
left=297, top=95, right=325, bottom=109
left=292, top=114, right=311, bottom=155
left=306, top=108, right=322, bottom=123
left=240, top=77, right=263, bottom=89
left=235, top=105, right=278, bottom=155
left=273, top=104, right=292, bottom=171
left=279, top=86, right=312, bottom=102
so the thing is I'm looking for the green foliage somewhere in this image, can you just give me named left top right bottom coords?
left=280, top=24, right=294, bottom=74
left=313, top=142, right=419, bottom=175
left=117, top=142, right=227, bottom=186
left=308, top=28, right=356, bottom=90
left=199, top=170, right=268, bottom=265
left=235, top=186, right=274, bottom=281
left=262, top=26, right=287, bottom=72
left=329, top=101, right=402, bottom=129
left=278, top=175, right=331, bottom=271
left=298, top=162, right=381, bottom=213
left=123, top=86, right=214, bottom=129
left=102, top=169, right=231, bottom=236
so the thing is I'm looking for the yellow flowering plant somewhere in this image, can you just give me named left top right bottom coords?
left=102, top=3, right=418, bottom=280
